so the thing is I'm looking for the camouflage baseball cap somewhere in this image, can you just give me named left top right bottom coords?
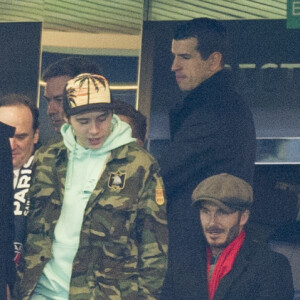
left=63, top=73, right=114, bottom=116
left=192, top=173, right=253, bottom=212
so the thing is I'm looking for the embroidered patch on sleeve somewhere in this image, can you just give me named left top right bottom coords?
left=155, top=183, right=165, bottom=206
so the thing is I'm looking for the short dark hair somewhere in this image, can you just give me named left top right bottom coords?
left=42, top=56, right=102, bottom=81
left=0, top=94, right=39, bottom=131
left=113, top=99, right=147, bottom=143
left=174, top=18, right=229, bottom=62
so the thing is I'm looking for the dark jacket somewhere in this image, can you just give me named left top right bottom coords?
left=212, top=236, right=294, bottom=300
left=0, top=122, right=15, bottom=298
left=159, top=70, right=256, bottom=299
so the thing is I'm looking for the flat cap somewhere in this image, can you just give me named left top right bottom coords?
left=192, top=173, right=253, bottom=211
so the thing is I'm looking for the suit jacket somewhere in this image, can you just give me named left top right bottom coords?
left=212, top=236, right=294, bottom=300
left=159, top=70, right=256, bottom=299
left=0, top=122, right=15, bottom=298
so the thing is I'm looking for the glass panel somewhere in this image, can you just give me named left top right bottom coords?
left=256, top=138, right=300, bottom=164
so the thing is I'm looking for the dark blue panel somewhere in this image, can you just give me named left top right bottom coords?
left=41, top=53, right=138, bottom=83
left=0, top=22, right=42, bottom=102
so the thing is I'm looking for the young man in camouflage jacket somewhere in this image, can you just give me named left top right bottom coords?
left=15, top=73, right=168, bottom=300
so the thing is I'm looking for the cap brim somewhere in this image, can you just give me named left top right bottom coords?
left=67, top=103, right=114, bottom=116
left=192, top=197, right=240, bottom=213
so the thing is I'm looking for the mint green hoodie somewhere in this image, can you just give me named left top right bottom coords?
left=34, top=115, right=136, bottom=300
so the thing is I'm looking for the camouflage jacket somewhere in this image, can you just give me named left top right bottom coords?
left=16, top=140, right=168, bottom=300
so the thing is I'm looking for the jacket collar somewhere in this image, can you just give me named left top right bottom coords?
left=183, top=69, right=233, bottom=108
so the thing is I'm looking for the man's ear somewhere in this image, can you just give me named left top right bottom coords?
left=33, top=128, right=40, bottom=144
left=208, top=51, right=223, bottom=72
left=240, top=209, right=250, bottom=227
left=64, top=115, right=69, bottom=123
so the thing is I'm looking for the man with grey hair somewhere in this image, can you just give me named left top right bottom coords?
left=191, top=173, right=294, bottom=300
left=0, top=94, right=39, bottom=266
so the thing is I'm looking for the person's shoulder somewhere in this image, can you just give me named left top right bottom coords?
left=238, top=238, right=294, bottom=300
left=37, top=139, right=63, bottom=152
left=248, top=239, right=291, bottom=266
left=128, top=141, right=156, bottom=157
left=115, top=142, right=159, bottom=166
left=34, top=138, right=65, bottom=163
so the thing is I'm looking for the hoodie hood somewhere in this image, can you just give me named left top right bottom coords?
left=61, top=114, right=136, bottom=158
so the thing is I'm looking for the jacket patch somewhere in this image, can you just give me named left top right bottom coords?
left=108, top=172, right=126, bottom=191
left=155, top=183, right=165, bottom=206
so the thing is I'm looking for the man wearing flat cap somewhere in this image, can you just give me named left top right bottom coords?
left=192, top=173, right=294, bottom=300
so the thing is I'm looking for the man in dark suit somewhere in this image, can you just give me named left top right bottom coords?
left=159, top=18, right=256, bottom=299
left=0, top=122, right=16, bottom=299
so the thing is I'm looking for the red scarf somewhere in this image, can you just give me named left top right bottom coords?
left=206, top=230, right=245, bottom=300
